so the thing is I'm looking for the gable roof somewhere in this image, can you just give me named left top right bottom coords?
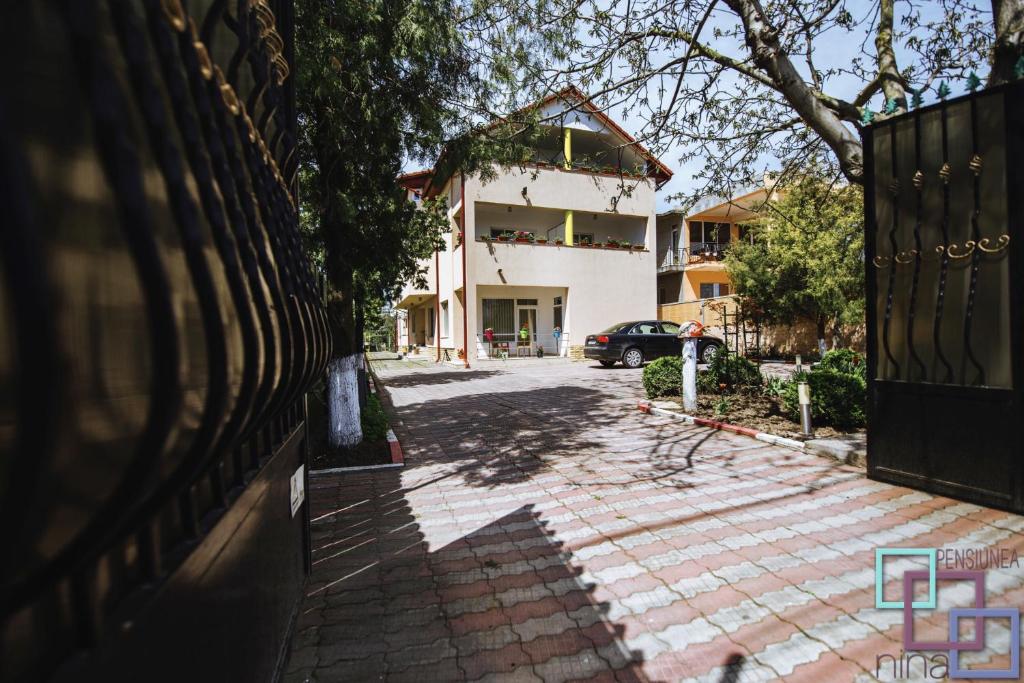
left=409, top=86, right=673, bottom=196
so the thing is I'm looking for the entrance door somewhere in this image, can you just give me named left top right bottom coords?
left=517, top=306, right=537, bottom=351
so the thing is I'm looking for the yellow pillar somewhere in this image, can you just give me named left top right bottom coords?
left=564, top=209, right=574, bottom=246
left=563, top=128, right=572, bottom=170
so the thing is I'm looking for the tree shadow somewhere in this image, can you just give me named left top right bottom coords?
left=291, top=474, right=653, bottom=681
left=380, top=369, right=503, bottom=388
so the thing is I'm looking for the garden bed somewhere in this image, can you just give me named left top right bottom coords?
left=311, top=437, right=392, bottom=469
left=309, top=391, right=398, bottom=470
left=660, top=393, right=863, bottom=441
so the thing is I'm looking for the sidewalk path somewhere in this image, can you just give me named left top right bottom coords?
left=287, top=360, right=1024, bottom=682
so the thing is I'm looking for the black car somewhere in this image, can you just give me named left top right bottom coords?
left=583, top=320, right=724, bottom=368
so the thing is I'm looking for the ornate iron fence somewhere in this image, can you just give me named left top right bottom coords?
left=0, top=1, right=330, bottom=680
left=863, top=79, right=1022, bottom=513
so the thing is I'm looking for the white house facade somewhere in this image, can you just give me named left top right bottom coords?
left=394, top=88, right=671, bottom=365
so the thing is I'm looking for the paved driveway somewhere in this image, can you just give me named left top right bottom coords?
left=288, top=359, right=1024, bottom=682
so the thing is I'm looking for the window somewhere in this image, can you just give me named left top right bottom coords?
left=553, top=296, right=563, bottom=330
left=699, top=283, right=731, bottom=299
left=427, top=306, right=435, bottom=336
left=482, top=298, right=514, bottom=336
left=516, top=299, right=538, bottom=306
left=630, top=322, right=659, bottom=335
left=441, top=300, right=449, bottom=336
left=688, top=221, right=732, bottom=245
left=660, top=322, right=681, bottom=335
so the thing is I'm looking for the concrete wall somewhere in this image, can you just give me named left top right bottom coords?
left=469, top=165, right=656, bottom=226
left=682, top=269, right=732, bottom=301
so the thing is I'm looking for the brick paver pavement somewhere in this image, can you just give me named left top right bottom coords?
left=287, top=359, right=1024, bottom=682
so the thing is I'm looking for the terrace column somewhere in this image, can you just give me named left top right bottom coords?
left=563, top=128, right=572, bottom=169
left=564, top=209, right=574, bottom=246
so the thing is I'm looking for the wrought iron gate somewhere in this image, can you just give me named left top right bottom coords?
left=0, top=1, right=331, bottom=680
left=863, top=80, right=1022, bottom=513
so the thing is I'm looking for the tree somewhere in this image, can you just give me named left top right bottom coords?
left=725, top=172, right=864, bottom=343
left=296, top=0, right=469, bottom=448
left=460, top=0, right=1019, bottom=204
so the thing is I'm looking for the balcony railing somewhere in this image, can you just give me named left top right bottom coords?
left=478, top=236, right=646, bottom=251
left=658, top=243, right=730, bottom=271
left=478, top=332, right=570, bottom=357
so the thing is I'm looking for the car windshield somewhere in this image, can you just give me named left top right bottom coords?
left=601, top=323, right=631, bottom=333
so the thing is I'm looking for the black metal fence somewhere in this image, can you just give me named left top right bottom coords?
left=863, top=79, right=1022, bottom=512
left=0, top=1, right=330, bottom=680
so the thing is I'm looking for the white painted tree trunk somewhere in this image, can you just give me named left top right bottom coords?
left=682, top=338, right=697, bottom=411
left=327, top=353, right=362, bottom=449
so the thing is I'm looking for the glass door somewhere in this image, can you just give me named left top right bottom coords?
left=517, top=306, right=537, bottom=352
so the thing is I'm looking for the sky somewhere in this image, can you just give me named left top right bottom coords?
left=405, top=0, right=984, bottom=213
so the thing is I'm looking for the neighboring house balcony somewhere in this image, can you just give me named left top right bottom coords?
left=657, top=242, right=730, bottom=272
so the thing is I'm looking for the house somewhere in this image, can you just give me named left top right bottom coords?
left=394, top=87, right=672, bottom=364
left=655, top=185, right=775, bottom=325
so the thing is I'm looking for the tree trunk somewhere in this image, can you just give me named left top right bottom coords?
left=327, top=354, right=362, bottom=448
left=324, top=233, right=362, bottom=449
left=991, top=0, right=1024, bottom=84
left=724, top=0, right=865, bottom=183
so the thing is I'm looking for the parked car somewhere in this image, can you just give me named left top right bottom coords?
left=583, top=320, right=724, bottom=368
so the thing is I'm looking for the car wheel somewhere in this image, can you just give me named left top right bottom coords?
left=599, top=360, right=617, bottom=367
left=701, top=344, right=720, bottom=364
left=622, top=347, right=644, bottom=368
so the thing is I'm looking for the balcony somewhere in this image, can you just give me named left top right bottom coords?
left=657, top=242, right=730, bottom=272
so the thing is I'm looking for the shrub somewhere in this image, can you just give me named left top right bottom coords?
left=818, top=348, right=866, bottom=380
left=696, top=370, right=719, bottom=394
left=361, top=393, right=390, bottom=441
left=782, top=368, right=866, bottom=429
left=763, top=376, right=789, bottom=399
left=642, top=355, right=682, bottom=398
left=704, top=352, right=762, bottom=392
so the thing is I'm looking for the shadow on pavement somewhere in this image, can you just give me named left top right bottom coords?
left=289, top=472, right=651, bottom=681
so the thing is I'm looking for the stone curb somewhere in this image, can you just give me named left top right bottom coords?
left=637, top=400, right=866, bottom=468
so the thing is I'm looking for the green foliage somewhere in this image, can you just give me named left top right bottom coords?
left=781, top=369, right=866, bottom=429
left=763, top=376, right=789, bottom=399
left=296, top=0, right=468, bottom=353
left=696, top=369, right=719, bottom=394
left=703, top=352, right=762, bottom=393
left=642, top=355, right=682, bottom=398
left=818, top=349, right=866, bottom=380
left=713, top=396, right=732, bottom=418
left=725, top=172, right=864, bottom=340
left=361, top=394, right=390, bottom=442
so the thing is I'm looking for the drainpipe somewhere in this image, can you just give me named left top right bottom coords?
left=460, top=173, right=470, bottom=368
left=435, top=248, right=441, bottom=362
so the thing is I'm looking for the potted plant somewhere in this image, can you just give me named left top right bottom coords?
left=457, top=348, right=466, bottom=360
left=593, top=241, right=604, bottom=248
left=554, top=238, right=563, bottom=245
left=536, top=237, right=548, bottom=244
left=621, top=240, right=632, bottom=250
left=606, top=237, right=620, bottom=248
left=514, top=230, right=533, bottom=243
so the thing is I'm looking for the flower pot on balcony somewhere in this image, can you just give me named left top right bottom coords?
left=536, top=238, right=547, bottom=244
left=515, top=238, right=529, bottom=243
